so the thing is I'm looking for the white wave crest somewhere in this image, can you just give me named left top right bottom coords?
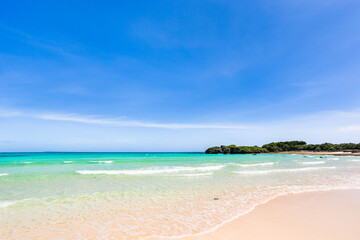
left=234, top=166, right=336, bottom=175
left=90, top=161, right=113, bottom=164
left=0, top=201, right=17, bottom=208
left=21, top=162, right=32, bottom=164
left=0, top=173, right=9, bottom=176
left=235, top=162, right=274, bottom=167
left=77, top=165, right=224, bottom=176
left=299, top=161, right=325, bottom=165
left=64, top=161, right=73, bottom=163
left=0, top=198, right=33, bottom=208
left=328, top=158, right=339, bottom=160
left=173, top=172, right=214, bottom=177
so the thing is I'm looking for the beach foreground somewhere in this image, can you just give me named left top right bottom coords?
left=155, top=190, right=360, bottom=240
left=2, top=153, right=360, bottom=239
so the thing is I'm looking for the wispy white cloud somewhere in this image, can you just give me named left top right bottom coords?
left=2, top=108, right=360, bottom=152
left=338, top=125, right=360, bottom=132
left=0, top=25, right=80, bottom=58
left=2, top=108, right=360, bottom=134
left=0, top=109, right=253, bottom=129
left=0, top=109, right=22, bottom=117
left=258, top=109, right=360, bottom=143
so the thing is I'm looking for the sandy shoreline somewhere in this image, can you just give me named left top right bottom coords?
left=269, top=151, right=360, bottom=156
left=151, top=189, right=360, bottom=240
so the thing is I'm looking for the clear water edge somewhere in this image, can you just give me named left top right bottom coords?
left=1, top=152, right=360, bottom=239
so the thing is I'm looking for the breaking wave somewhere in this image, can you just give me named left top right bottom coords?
left=235, top=162, right=274, bottom=167
left=299, top=161, right=326, bottom=165
left=233, top=166, right=336, bottom=175
left=77, top=165, right=225, bottom=176
left=90, top=161, right=113, bottom=164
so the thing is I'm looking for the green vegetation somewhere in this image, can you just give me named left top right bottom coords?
left=205, top=145, right=269, bottom=154
left=205, top=141, right=360, bottom=154
left=262, top=141, right=360, bottom=152
left=262, top=141, right=307, bottom=152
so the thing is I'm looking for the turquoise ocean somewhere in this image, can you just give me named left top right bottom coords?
left=1, top=152, right=360, bottom=239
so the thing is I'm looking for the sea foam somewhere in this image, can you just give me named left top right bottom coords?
left=234, top=166, right=336, bottom=175
left=77, top=165, right=224, bottom=175
left=0, top=198, right=33, bottom=209
left=0, top=201, right=17, bottom=208
left=235, top=162, right=274, bottom=167
left=173, top=172, right=214, bottom=177
left=90, top=161, right=113, bottom=164
left=0, top=173, right=9, bottom=177
left=299, top=161, right=326, bottom=165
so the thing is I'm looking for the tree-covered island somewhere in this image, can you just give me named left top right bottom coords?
left=205, top=141, right=360, bottom=154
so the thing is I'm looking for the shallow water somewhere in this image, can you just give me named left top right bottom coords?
left=1, top=152, right=360, bottom=239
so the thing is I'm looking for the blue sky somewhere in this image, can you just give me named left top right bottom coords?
left=1, top=0, right=360, bottom=151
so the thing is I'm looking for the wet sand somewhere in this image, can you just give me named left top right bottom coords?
left=272, top=151, right=360, bottom=156
left=154, top=190, right=360, bottom=240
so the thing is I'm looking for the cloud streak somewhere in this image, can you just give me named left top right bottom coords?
left=2, top=108, right=360, bottom=152
left=0, top=109, right=253, bottom=129
left=338, top=125, right=360, bottom=132
left=2, top=108, right=360, bottom=133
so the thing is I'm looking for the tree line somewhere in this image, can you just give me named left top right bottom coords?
left=205, top=141, right=360, bottom=154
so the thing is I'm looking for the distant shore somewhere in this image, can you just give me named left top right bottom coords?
left=156, top=189, right=360, bottom=240
left=270, top=151, right=360, bottom=156
left=205, top=141, right=360, bottom=155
